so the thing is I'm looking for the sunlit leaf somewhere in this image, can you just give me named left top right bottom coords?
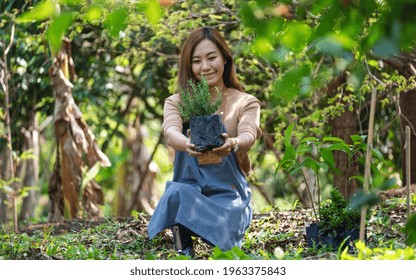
left=104, top=7, right=129, bottom=38
left=47, top=12, right=77, bottom=56
left=16, top=0, right=59, bottom=23
left=252, top=37, right=274, bottom=55
left=279, top=21, right=312, bottom=52
left=145, top=0, right=162, bottom=25
left=323, top=136, right=344, bottom=142
left=85, top=5, right=103, bottom=23
left=300, top=137, right=318, bottom=144
left=81, top=162, right=101, bottom=190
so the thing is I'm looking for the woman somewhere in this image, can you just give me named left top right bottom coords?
left=148, top=27, right=262, bottom=257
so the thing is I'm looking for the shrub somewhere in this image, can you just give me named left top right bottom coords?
left=318, top=189, right=361, bottom=236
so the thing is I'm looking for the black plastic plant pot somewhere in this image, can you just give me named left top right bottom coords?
left=305, top=222, right=362, bottom=252
left=190, top=114, right=224, bottom=152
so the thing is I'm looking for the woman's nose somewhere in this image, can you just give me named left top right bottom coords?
left=201, top=59, right=210, bottom=70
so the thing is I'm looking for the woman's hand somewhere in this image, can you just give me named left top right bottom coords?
left=211, top=133, right=235, bottom=157
left=185, top=129, right=203, bottom=157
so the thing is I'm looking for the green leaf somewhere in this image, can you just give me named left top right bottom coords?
left=351, top=134, right=365, bottom=143
left=375, top=177, right=399, bottom=191
left=300, top=137, right=318, bottom=144
left=348, top=190, right=380, bottom=210
left=350, top=175, right=364, bottom=183
left=145, top=0, right=162, bottom=25
left=322, top=136, right=344, bottom=142
left=296, top=143, right=313, bottom=155
left=282, top=145, right=296, bottom=162
left=81, top=162, right=101, bottom=190
left=16, top=0, right=59, bottom=23
left=104, top=7, right=129, bottom=38
left=404, top=214, right=416, bottom=246
left=371, top=147, right=384, bottom=160
left=320, top=148, right=335, bottom=166
left=272, top=64, right=311, bottom=104
left=284, top=122, right=295, bottom=148
left=319, top=162, right=329, bottom=173
left=211, top=246, right=251, bottom=260
left=278, top=145, right=296, bottom=171
left=301, top=158, right=319, bottom=173
left=85, top=5, right=103, bottom=23
left=315, top=36, right=346, bottom=56
left=289, top=164, right=303, bottom=176
left=47, top=12, right=77, bottom=56
left=326, top=142, right=350, bottom=154
left=279, top=21, right=312, bottom=52
left=330, top=32, right=356, bottom=50
left=252, top=36, right=274, bottom=55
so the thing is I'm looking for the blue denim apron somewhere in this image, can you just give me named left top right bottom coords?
left=148, top=133, right=252, bottom=251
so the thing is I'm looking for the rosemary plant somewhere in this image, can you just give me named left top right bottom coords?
left=179, top=78, right=222, bottom=123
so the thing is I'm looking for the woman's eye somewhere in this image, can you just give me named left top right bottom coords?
left=208, top=57, right=216, bottom=60
left=192, top=60, right=200, bottom=64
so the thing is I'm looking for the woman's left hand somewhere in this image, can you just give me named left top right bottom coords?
left=211, top=133, right=235, bottom=157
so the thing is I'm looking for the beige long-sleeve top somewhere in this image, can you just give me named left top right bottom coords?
left=162, top=89, right=262, bottom=176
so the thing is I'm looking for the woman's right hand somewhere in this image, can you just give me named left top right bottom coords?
left=186, top=129, right=202, bottom=157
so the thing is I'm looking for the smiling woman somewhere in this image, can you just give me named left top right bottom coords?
left=147, top=27, right=262, bottom=258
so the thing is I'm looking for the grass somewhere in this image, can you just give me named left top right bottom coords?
left=0, top=196, right=415, bottom=260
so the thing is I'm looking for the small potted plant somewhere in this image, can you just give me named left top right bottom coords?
left=179, top=78, right=223, bottom=153
left=305, top=188, right=361, bottom=251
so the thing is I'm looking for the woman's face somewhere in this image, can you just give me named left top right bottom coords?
left=191, top=39, right=225, bottom=90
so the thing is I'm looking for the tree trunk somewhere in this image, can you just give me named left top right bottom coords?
left=49, top=39, right=111, bottom=220
left=327, top=72, right=359, bottom=200
left=0, top=24, right=17, bottom=232
left=331, top=109, right=359, bottom=199
left=18, top=114, right=40, bottom=222
left=48, top=147, right=64, bottom=222
left=383, top=49, right=416, bottom=185
left=0, top=150, right=10, bottom=223
left=399, top=89, right=416, bottom=185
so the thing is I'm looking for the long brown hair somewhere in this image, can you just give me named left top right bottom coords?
left=177, top=27, right=243, bottom=91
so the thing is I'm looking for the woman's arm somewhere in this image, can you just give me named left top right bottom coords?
left=164, top=126, right=203, bottom=157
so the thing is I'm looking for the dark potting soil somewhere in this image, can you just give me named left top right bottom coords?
left=190, top=114, right=225, bottom=152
